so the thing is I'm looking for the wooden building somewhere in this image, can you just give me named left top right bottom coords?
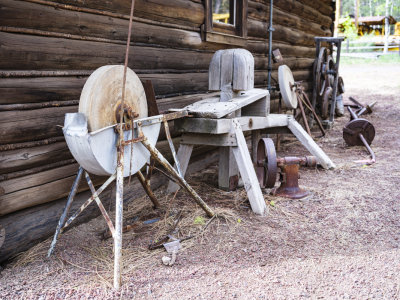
left=0, top=0, right=334, bottom=262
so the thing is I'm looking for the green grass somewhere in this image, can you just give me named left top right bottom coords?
left=341, top=53, right=400, bottom=65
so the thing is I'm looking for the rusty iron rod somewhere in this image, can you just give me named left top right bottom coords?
left=141, top=137, right=215, bottom=218
left=300, top=91, right=326, bottom=136
left=48, top=167, right=83, bottom=257
left=136, top=170, right=160, bottom=208
left=62, top=173, right=117, bottom=231
left=85, top=172, right=115, bottom=237
left=297, top=92, right=312, bottom=136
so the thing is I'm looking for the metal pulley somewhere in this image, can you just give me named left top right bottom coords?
left=256, top=137, right=278, bottom=188
left=256, top=138, right=317, bottom=199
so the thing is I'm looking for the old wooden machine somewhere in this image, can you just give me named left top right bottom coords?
left=47, top=65, right=215, bottom=289
left=167, top=49, right=335, bottom=209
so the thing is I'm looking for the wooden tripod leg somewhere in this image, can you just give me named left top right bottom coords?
left=142, top=138, right=214, bottom=217
left=167, top=144, right=193, bottom=194
left=136, top=170, right=160, bottom=208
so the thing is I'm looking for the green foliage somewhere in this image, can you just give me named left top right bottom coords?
left=342, top=16, right=358, bottom=39
left=340, top=0, right=400, bottom=20
left=193, top=216, right=206, bottom=225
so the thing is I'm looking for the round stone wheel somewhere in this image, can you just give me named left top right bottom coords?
left=343, top=119, right=375, bottom=146
left=79, top=65, right=148, bottom=132
left=278, top=65, right=298, bottom=109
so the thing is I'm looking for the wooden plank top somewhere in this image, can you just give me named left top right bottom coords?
left=183, top=88, right=268, bottom=119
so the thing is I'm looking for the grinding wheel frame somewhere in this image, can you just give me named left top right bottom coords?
left=256, top=138, right=278, bottom=188
left=278, top=65, right=298, bottom=109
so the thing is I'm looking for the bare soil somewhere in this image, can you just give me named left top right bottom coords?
left=1, top=63, right=400, bottom=299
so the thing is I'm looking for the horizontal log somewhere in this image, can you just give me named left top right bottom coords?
left=247, top=40, right=315, bottom=58
left=251, top=0, right=332, bottom=29
left=0, top=106, right=75, bottom=144
left=296, top=0, right=333, bottom=17
left=0, top=72, right=208, bottom=105
left=247, top=20, right=320, bottom=47
left=0, top=159, right=76, bottom=181
left=24, top=0, right=204, bottom=28
left=0, top=137, right=65, bottom=151
left=0, top=31, right=214, bottom=71
left=0, top=142, right=72, bottom=174
left=248, top=2, right=331, bottom=36
left=0, top=147, right=219, bottom=263
left=0, top=0, right=223, bottom=52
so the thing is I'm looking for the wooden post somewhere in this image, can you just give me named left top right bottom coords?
left=218, top=147, right=239, bottom=191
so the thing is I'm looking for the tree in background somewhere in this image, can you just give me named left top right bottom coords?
left=340, top=0, right=400, bottom=19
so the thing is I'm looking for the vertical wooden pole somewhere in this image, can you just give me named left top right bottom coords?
left=114, top=143, right=124, bottom=289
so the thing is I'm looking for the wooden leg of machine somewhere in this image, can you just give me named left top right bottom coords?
left=218, top=147, right=239, bottom=191
left=231, top=119, right=267, bottom=215
left=166, top=144, right=194, bottom=194
left=287, top=116, right=336, bottom=169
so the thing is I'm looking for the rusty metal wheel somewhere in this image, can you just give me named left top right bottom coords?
left=256, top=138, right=278, bottom=188
left=343, top=119, right=375, bottom=146
left=315, top=47, right=328, bottom=96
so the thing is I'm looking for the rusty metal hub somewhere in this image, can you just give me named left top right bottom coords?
left=256, top=138, right=317, bottom=199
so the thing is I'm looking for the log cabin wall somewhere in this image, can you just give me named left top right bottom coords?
left=0, top=0, right=333, bottom=261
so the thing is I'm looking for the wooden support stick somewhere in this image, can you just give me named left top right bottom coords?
left=231, top=119, right=267, bottom=215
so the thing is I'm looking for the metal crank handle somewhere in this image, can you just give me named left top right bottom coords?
left=354, top=133, right=376, bottom=165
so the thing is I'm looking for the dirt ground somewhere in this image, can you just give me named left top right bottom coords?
left=1, top=62, right=400, bottom=299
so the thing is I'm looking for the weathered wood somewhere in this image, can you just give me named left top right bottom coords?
left=181, top=133, right=237, bottom=147
left=231, top=119, right=266, bottom=215
left=0, top=137, right=217, bottom=214
left=248, top=3, right=331, bottom=36
left=175, top=115, right=290, bottom=135
left=0, top=106, right=75, bottom=145
left=0, top=32, right=214, bottom=71
left=166, top=144, right=194, bottom=194
left=0, top=147, right=219, bottom=263
left=23, top=0, right=204, bottom=27
left=248, top=0, right=332, bottom=29
left=0, top=142, right=72, bottom=174
left=287, top=116, right=336, bottom=169
left=184, top=89, right=268, bottom=119
left=248, top=20, right=321, bottom=47
left=218, top=147, right=239, bottom=191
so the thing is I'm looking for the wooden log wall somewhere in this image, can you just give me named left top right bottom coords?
left=0, top=0, right=333, bottom=261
